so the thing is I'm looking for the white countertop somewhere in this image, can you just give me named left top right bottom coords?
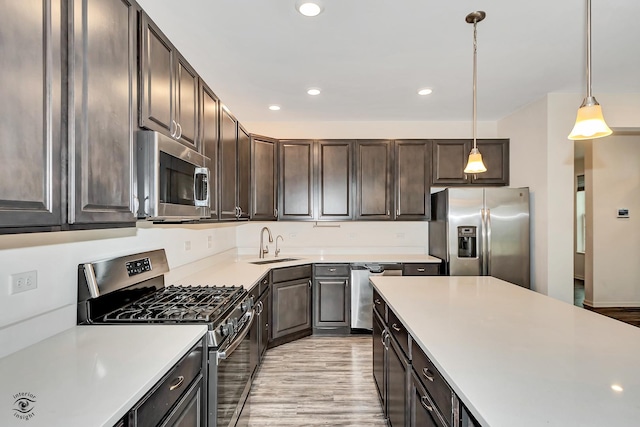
left=172, top=253, right=441, bottom=289
left=0, top=325, right=207, bottom=427
left=371, top=276, right=640, bottom=427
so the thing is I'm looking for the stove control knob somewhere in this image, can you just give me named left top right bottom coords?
left=241, top=300, right=251, bottom=312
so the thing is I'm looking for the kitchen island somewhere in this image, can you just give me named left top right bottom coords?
left=0, top=324, right=207, bottom=427
left=371, top=276, right=640, bottom=427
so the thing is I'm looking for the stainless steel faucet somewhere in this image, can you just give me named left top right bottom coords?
left=259, top=227, right=273, bottom=258
left=275, top=235, right=284, bottom=257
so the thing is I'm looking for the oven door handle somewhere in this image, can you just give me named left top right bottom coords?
left=217, top=309, right=255, bottom=361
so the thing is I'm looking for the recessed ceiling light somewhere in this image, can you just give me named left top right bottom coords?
left=611, top=384, right=624, bottom=392
left=418, top=88, right=433, bottom=96
left=307, top=88, right=321, bottom=96
left=296, top=1, right=323, bottom=17
left=269, top=105, right=281, bottom=111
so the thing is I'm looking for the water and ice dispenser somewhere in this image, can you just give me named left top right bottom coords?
left=457, top=226, right=477, bottom=258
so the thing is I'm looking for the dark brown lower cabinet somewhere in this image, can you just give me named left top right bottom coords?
left=410, top=370, right=446, bottom=427
left=388, top=336, right=408, bottom=427
left=270, top=265, right=312, bottom=346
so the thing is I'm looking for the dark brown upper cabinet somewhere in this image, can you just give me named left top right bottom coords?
left=394, top=140, right=431, bottom=220
left=219, top=108, right=242, bottom=220
left=199, top=81, right=219, bottom=219
left=279, top=140, right=315, bottom=220
left=139, top=12, right=199, bottom=151
left=251, top=135, right=278, bottom=221
left=316, top=140, right=354, bottom=221
left=0, top=0, right=63, bottom=229
left=355, top=140, right=393, bottom=220
left=237, top=124, right=251, bottom=220
left=432, top=139, right=509, bottom=186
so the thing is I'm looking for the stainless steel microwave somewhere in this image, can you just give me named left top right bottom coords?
left=135, top=131, right=211, bottom=221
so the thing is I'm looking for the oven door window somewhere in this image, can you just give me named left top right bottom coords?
left=217, top=331, right=252, bottom=427
left=159, top=152, right=204, bottom=206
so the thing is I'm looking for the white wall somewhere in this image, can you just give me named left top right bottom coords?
left=497, top=96, right=549, bottom=295
left=235, top=221, right=428, bottom=256
left=587, top=135, right=640, bottom=307
left=0, top=222, right=237, bottom=357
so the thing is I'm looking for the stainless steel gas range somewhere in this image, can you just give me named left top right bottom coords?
left=77, top=249, right=254, bottom=427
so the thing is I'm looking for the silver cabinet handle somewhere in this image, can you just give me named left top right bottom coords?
left=374, top=298, right=381, bottom=305
left=391, top=323, right=401, bottom=332
left=417, top=268, right=426, bottom=272
left=308, top=279, right=312, bottom=288
left=329, top=268, right=336, bottom=272
left=176, top=122, right=183, bottom=139
left=420, top=396, right=434, bottom=412
left=387, top=210, right=390, bottom=216
left=170, top=120, right=177, bottom=138
left=169, top=375, right=185, bottom=391
left=396, top=209, right=400, bottom=216
left=422, top=367, right=434, bottom=382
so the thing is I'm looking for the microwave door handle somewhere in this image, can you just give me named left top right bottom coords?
left=194, top=167, right=210, bottom=207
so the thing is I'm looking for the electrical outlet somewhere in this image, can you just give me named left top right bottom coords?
left=207, top=236, right=213, bottom=249
left=184, top=241, right=191, bottom=251
left=10, top=271, right=37, bottom=294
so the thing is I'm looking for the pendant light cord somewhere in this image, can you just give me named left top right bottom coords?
left=586, top=0, right=592, bottom=98
left=472, top=18, right=478, bottom=150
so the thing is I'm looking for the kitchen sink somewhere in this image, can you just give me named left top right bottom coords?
left=249, top=258, right=299, bottom=265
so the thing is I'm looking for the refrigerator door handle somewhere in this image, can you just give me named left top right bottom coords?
left=486, top=208, right=492, bottom=275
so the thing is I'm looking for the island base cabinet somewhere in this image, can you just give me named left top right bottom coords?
left=372, top=310, right=387, bottom=411
left=410, top=371, right=447, bottom=427
left=159, top=377, right=203, bottom=427
left=388, top=337, right=408, bottom=427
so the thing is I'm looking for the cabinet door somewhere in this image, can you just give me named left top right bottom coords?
left=175, top=54, right=199, bottom=149
left=251, top=135, right=277, bottom=220
left=372, top=311, right=386, bottom=410
left=271, top=278, right=312, bottom=339
left=258, top=291, right=270, bottom=361
left=470, top=139, right=509, bottom=186
left=388, top=338, right=408, bottom=427
left=431, top=140, right=470, bottom=185
left=355, top=140, right=392, bottom=220
left=317, top=140, right=353, bottom=220
left=139, top=13, right=174, bottom=136
left=313, top=278, right=349, bottom=328
left=395, top=140, right=431, bottom=220
left=68, top=0, right=137, bottom=225
left=279, top=140, right=315, bottom=220
left=237, top=125, right=251, bottom=219
left=409, top=372, right=446, bottom=427
left=199, top=83, right=219, bottom=219
left=0, top=0, right=63, bottom=228
left=219, top=108, right=238, bottom=219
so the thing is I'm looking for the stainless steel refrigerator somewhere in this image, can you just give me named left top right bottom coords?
left=429, top=187, right=530, bottom=288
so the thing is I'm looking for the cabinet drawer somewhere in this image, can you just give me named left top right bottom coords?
left=373, top=288, right=386, bottom=321
left=411, top=340, right=453, bottom=424
left=272, top=264, right=312, bottom=283
left=258, top=274, right=270, bottom=295
left=315, top=264, right=350, bottom=277
left=403, top=263, right=441, bottom=276
left=134, top=342, right=203, bottom=427
left=388, top=309, right=409, bottom=358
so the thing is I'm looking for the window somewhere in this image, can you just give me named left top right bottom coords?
left=576, top=174, right=585, bottom=253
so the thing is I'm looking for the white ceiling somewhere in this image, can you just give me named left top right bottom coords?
left=136, top=0, right=640, bottom=123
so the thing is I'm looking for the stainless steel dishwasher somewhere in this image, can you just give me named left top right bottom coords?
left=350, top=263, right=403, bottom=331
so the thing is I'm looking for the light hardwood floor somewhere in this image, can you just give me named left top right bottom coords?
left=237, top=335, right=387, bottom=426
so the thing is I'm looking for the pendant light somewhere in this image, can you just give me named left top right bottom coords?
left=568, top=0, right=612, bottom=140
left=464, top=11, right=487, bottom=174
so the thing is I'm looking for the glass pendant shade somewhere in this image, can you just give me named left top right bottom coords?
left=568, top=98, right=612, bottom=140
left=464, top=147, right=487, bottom=174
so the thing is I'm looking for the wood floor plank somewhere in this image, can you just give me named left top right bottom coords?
left=237, top=335, right=387, bottom=426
